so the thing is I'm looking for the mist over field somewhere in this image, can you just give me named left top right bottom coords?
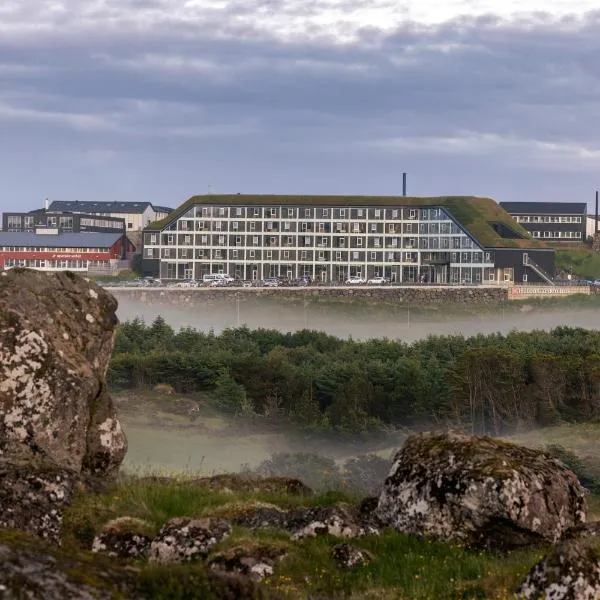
left=115, top=296, right=600, bottom=342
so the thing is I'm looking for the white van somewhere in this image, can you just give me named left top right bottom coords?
left=202, top=273, right=234, bottom=283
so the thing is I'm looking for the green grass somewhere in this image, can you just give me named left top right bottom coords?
left=146, top=194, right=545, bottom=249
left=556, top=248, right=600, bottom=280
left=60, top=473, right=551, bottom=599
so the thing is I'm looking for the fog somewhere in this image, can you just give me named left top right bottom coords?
left=114, top=296, right=600, bottom=476
left=115, top=296, right=600, bottom=343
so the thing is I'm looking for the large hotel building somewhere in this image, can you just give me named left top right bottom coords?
left=142, top=195, right=555, bottom=285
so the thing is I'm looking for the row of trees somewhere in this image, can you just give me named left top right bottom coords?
left=109, top=317, right=600, bottom=435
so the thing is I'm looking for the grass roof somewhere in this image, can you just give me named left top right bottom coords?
left=146, top=194, right=551, bottom=249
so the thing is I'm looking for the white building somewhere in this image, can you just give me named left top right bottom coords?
left=142, top=194, right=556, bottom=285
left=47, top=200, right=172, bottom=232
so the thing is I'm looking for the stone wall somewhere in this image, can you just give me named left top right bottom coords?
left=110, top=285, right=508, bottom=308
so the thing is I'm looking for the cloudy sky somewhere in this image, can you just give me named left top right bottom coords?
left=1, top=1, right=600, bottom=212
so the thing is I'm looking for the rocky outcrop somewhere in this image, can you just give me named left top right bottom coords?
left=189, top=474, right=313, bottom=497
left=208, top=542, right=288, bottom=582
left=331, top=543, right=373, bottom=569
left=92, top=517, right=154, bottom=559
left=375, top=431, right=587, bottom=550
left=0, top=459, right=79, bottom=545
left=0, top=269, right=127, bottom=476
left=231, top=504, right=378, bottom=540
left=148, top=517, right=232, bottom=564
left=517, top=522, right=600, bottom=599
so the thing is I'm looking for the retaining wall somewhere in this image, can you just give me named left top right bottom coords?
left=109, top=285, right=508, bottom=307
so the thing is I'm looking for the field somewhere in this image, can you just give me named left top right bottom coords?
left=70, top=391, right=600, bottom=599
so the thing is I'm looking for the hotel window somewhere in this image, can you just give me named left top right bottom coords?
left=236, top=208, right=242, bottom=216
left=340, top=209, right=346, bottom=217
left=336, top=251, right=342, bottom=260
left=406, top=224, right=413, bottom=233
left=304, top=236, right=310, bottom=245
left=270, top=237, right=276, bottom=245
left=318, top=223, right=325, bottom=232
left=198, top=222, right=204, bottom=231
left=215, top=222, right=221, bottom=230
left=392, top=209, right=399, bottom=218
left=485, top=252, right=491, bottom=261
left=201, top=235, right=208, bottom=244
left=374, top=238, right=381, bottom=247
left=358, top=209, right=364, bottom=217
left=288, top=208, right=294, bottom=217
left=374, top=209, right=381, bottom=218
left=215, top=250, right=222, bottom=258
left=388, top=252, right=394, bottom=260
left=218, top=207, right=225, bottom=216
left=167, top=235, right=174, bottom=244
left=353, top=223, right=360, bottom=232
left=266, top=250, right=272, bottom=259
left=184, top=235, right=191, bottom=244
left=267, top=221, right=274, bottom=230
left=236, top=236, right=242, bottom=245
left=284, top=221, right=290, bottom=230
left=253, top=208, right=260, bottom=216
left=321, top=237, right=327, bottom=246
left=409, top=210, right=417, bottom=219
left=219, top=236, right=225, bottom=245
left=336, top=222, right=343, bottom=231
left=146, top=248, right=153, bottom=257
left=250, top=222, right=256, bottom=231
left=371, top=252, right=376, bottom=260
left=249, top=250, right=255, bottom=258
left=323, top=209, right=329, bottom=217
left=270, top=208, right=277, bottom=217
left=305, top=209, right=311, bottom=217
left=353, top=252, right=359, bottom=259
left=283, top=250, right=290, bottom=259
left=232, top=221, right=238, bottom=230
left=150, top=234, right=157, bottom=244
left=181, top=249, right=188, bottom=258
left=301, top=250, right=307, bottom=259
left=357, top=238, right=363, bottom=247
left=202, top=208, right=209, bottom=216
left=371, top=223, right=377, bottom=232
left=287, top=236, right=293, bottom=245
left=318, top=252, right=325, bottom=260
left=301, top=222, right=308, bottom=232
left=163, top=249, right=170, bottom=258
left=253, top=236, right=259, bottom=245
left=232, top=249, right=238, bottom=258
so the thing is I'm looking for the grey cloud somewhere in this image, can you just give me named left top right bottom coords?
left=1, top=3, right=600, bottom=209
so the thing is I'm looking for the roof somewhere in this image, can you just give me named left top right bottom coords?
left=152, top=205, right=174, bottom=214
left=146, top=194, right=550, bottom=249
left=500, top=202, right=588, bottom=215
left=0, top=232, right=123, bottom=248
left=48, top=200, right=152, bottom=215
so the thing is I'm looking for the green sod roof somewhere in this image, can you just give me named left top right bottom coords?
left=146, top=194, right=551, bottom=249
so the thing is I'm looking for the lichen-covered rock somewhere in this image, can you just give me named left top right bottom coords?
left=92, top=516, right=154, bottom=559
left=331, top=543, right=373, bottom=569
left=0, top=459, right=79, bottom=544
left=517, top=522, right=600, bottom=600
left=0, top=269, right=127, bottom=477
left=208, top=542, right=288, bottom=582
left=148, top=517, right=232, bottom=564
left=375, top=431, right=587, bottom=550
left=231, top=504, right=378, bottom=540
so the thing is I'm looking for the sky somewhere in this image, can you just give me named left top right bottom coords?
left=1, top=1, right=600, bottom=213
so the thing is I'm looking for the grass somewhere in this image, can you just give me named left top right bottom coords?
left=60, top=473, right=549, bottom=599
left=146, top=194, right=545, bottom=249
left=556, top=248, right=600, bottom=280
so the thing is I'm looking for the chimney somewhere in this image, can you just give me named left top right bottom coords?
left=402, top=172, right=407, bottom=197
left=44, top=198, right=49, bottom=211
left=596, top=191, right=598, bottom=234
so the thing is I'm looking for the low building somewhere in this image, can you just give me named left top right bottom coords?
left=47, top=201, right=173, bottom=231
left=0, top=232, right=132, bottom=273
left=500, top=202, right=587, bottom=242
left=2, top=211, right=126, bottom=234
left=142, top=194, right=555, bottom=285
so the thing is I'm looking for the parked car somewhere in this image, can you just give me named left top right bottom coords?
left=209, top=279, right=229, bottom=287
left=263, top=278, right=281, bottom=287
left=292, top=276, right=311, bottom=286
left=173, top=279, right=199, bottom=288
left=367, top=276, right=390, bottom=285
left=345, top=276, right=365, bottom=285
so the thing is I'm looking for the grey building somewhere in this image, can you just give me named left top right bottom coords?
left=500, top=202, right=587, bottom=242
left=142, top=195, right=555, bottom=285
left=2, top=210, right=126, bottom=234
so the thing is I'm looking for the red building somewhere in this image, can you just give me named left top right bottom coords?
left=0, top=232, right=133, bottom=272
